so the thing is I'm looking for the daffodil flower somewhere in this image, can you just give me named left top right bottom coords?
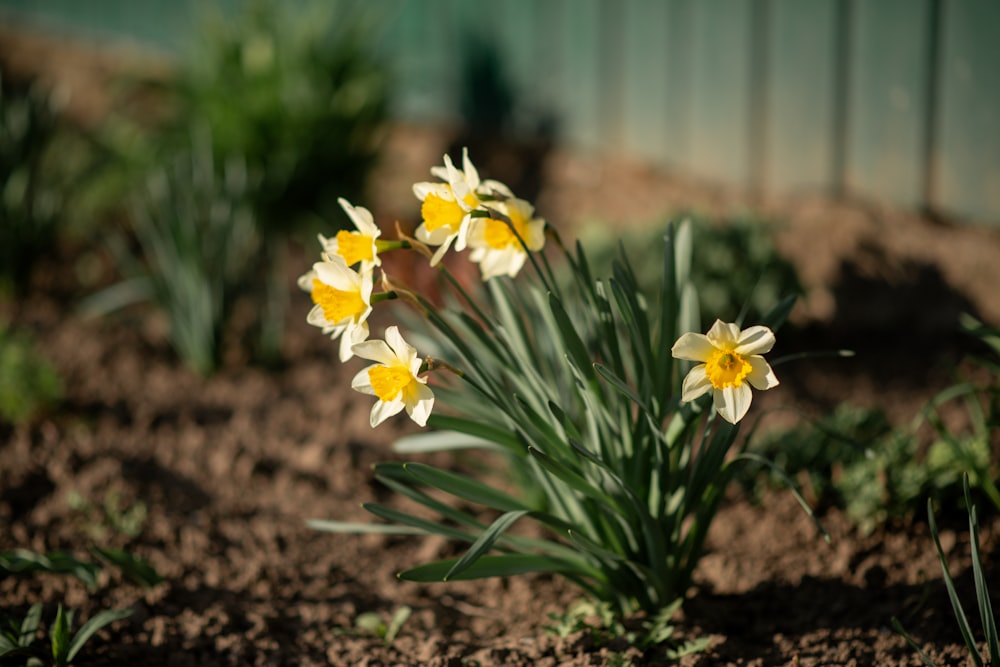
left=319, top=198, right=382, bottom=270
left=297, top=256, right=374, bottom=362
left=670, top=320, right=779, bottom=424
left=413, top=148, right=511, bottom=265
left=466, top=197, right=546, bottom=280
left=351, top=325, right=435, bottom=427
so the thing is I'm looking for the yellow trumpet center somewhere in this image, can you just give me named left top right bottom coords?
left=311, top=279, right=365, bottom=323
left=334, top=230, right=374, bottom=266
left=368, top=364, right=414, bottom=402
left=705, top=348, right=752, bottom=389
left=483, top=207, right=529, bottom=250
left=421, top=193, right=466, bottom=233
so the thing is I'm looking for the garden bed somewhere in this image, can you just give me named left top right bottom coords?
left=3, top=24, right=1000, bottom=667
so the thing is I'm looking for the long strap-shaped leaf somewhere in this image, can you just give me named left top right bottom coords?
left=928, top=497, right=984, bottom=667
left=403, top=463, right=530, bottom=512
left=445, top=510, right=530, bottom=580
left=965, top=477, right=999, bottom=662
left=399, top=553, right=578, bottom=582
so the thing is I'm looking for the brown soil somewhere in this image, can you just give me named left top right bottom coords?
left=4, top=23, right=1000, bottom=667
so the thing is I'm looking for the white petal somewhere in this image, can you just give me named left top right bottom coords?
left=358, top=267, right=375, bottom=302
left=371, top=398, right=405, bottom=427
left=680, top=365, right=713, bottom=403
left=734, top=325, right=776, bottom=356
left=338, top=331, right=355, bottom=361
left=314, top=257, right=358, bottom=291
left=415, top=224, right=456, bottom=247
left=747, top=356, right=779, bottom=390
left=405, top=384, right=435, bottom=427
left=706, top=320, right=739, bottom=348
left=428, top=235, right=456, bottom=266
left=338, top=320, right=370, bottom=362
left=337, top=197, right=378, bottom=236
left=350, top=366, right=376, bottom=395
left=480, top=179, right=512, bottom=199
left=351, top=338, right=396, bottom=365
left=461, top=147, right=480, bottom=187
left=526, top=219, right=546, bottom=251
left=306, top=304, right=329, bottom=328
left=384, top=326, right=414, bottom=362
left=671, top=333, right=715, bottom=362
left=297, top=270, right=317, bottom=292
left=714, top=384, right=753, bottom=424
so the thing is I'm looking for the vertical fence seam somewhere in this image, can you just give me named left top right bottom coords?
left=830, top=0, right=854, bottom=197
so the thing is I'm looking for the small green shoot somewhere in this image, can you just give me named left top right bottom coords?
left=353, top=606, right=412, bottom=645
left=0, top=604, right=131, bottom=667
left=0, top=324, right=62, bottom=425
left=67, top=489, right=148, bottom=541
left=893, top=474, right=998, bottom=666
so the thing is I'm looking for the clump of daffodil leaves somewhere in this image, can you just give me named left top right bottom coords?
left=303, top=149, right=826, bottom=645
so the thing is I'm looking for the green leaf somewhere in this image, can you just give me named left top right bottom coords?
left=362, top=503, right=474, bottom=543
left=891, top=616, right=941, bottom=667
left=20, top=604, right=42, bottom=645
left=758, top=294, right=797, bottom=332
left=445, top=510, right=529, bottom=580
left=66, top=608, right=132, bottom=663
left=425, top=414, right=522, bottom=452
left=527, top=447, right=622, bottom=513
left=547, top=293, right=597, bottom=382
left=0, top=549, right=100, bottom=588
left=91, top=546, right=163, bottom=587
left=928, top=498, right=984, bottom=667
left=403, top=462, right=530, bottom=512
left=384, top=606, right=412, bottom=644
left=399, top=554, right=576, bottom=582
left=306, top=519, right=424, bottom=535
left=965, top=476, right=999, bottom=662
left=732, top=453, right=830, bottom=543
left=392, top=430, right=504, bottom=454
left=50, top=605, right=71, bottom=667
left=594, top=362, right=653, bottom=416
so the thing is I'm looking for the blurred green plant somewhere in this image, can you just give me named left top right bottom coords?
left=351, top=606, right=412, bottom=646
left=0, top=603, right=131, bottom=667
left=578, top=214, right=802, bottom=324
left=87, top=0, right=389, bottom=369
left=0, top=547, right=162, bottom=590
left=893, top=474, right=998, bottom=666
left=67, top=488, right=148, bottom=542
left=0, top=75, right=69, bottom=297
left=544, top=599, right=708, bottom=656
left=82, top=132, right=261, bottom=375
left=99, top=0, right=388, bottom=238
left=742, top=314, right=1000, bottom=534
left=175, top=0, right=388, bottom=234
left=0, top=323, right=61, bottom=425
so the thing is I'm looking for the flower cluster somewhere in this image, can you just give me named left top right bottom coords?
left=298, top=149, right=546, bottom=427
left=303, top=149, right=797, bottom=630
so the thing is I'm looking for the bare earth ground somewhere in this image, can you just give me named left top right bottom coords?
left=3, top=25, right=1000, bottom=667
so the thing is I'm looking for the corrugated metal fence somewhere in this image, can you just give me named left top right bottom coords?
left=3, top=0, right=999, bottom=223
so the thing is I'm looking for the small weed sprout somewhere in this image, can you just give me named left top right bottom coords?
left=352, top=606, right=412, bottom=646
left=0, top=603, right=132, bottom=667
left=894, top=474, right=998, bottom=666
left=0, top=324, right=62, bottom=426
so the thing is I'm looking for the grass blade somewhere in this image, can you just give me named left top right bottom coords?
left=403, top=462, right=531, bottom=512
left=399, top=554, right=576, bottom=582
left=928, top=498, right=984, bottom=667
left=306, top=519, right=424, bottom=535
left=445, top=510, right=530, bottom=580
left=66, top=608, right=132, bottom=663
